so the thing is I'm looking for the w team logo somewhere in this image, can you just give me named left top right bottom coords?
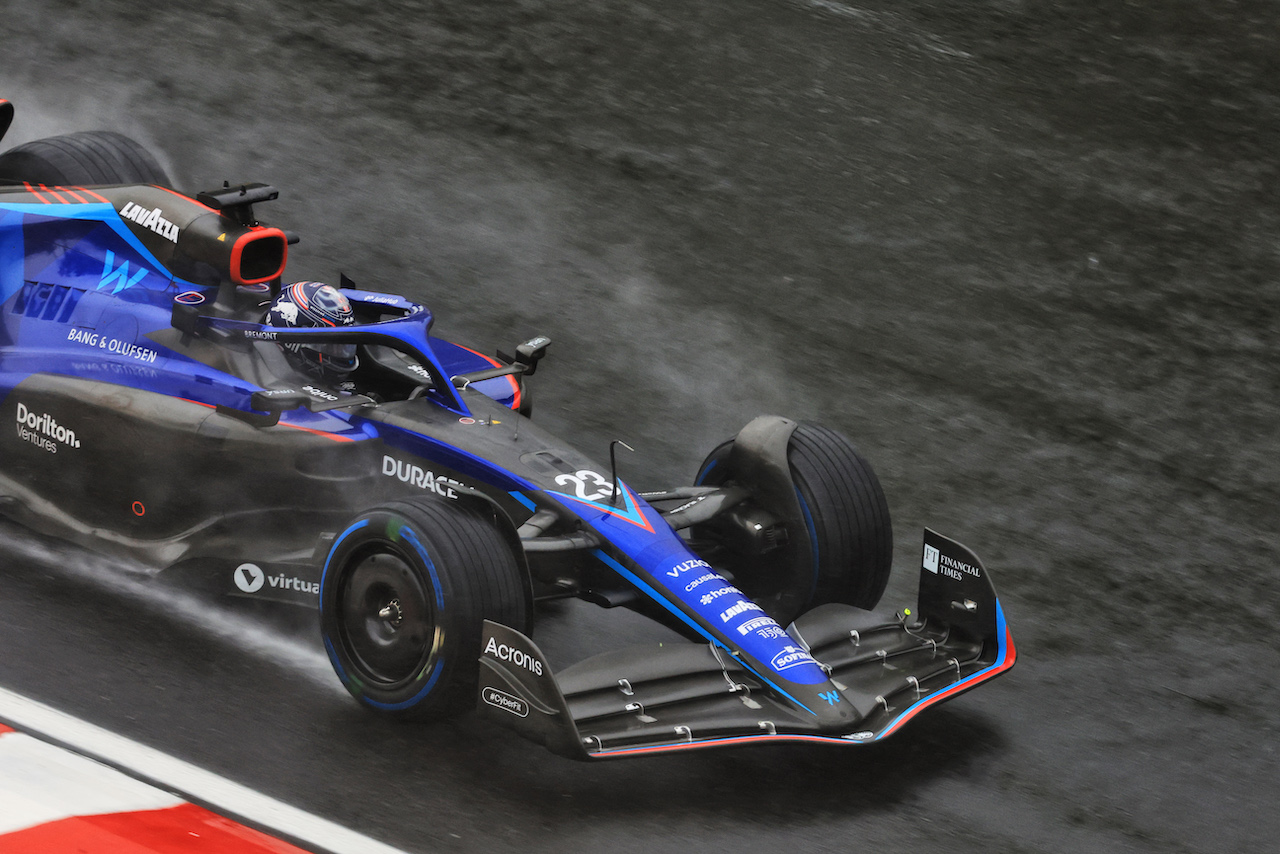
left=98, top=250, right=149, bottom=294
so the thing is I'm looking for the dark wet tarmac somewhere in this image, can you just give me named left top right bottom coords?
left=1, top=1, right=1277, bottom=851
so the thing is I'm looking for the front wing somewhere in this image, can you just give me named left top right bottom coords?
left=477, top=529, right=1016, bottom=760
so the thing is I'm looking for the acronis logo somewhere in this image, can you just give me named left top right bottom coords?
left=97, top=250, right=149, bottom=294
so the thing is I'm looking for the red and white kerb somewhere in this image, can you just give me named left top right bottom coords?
left=0, top=723, right=306, bottom=853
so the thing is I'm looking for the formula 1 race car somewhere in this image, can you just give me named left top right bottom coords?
left=0, top=101, right=1014, bottom=759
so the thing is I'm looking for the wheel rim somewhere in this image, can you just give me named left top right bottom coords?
left=338, top=548, right=437, bottom=687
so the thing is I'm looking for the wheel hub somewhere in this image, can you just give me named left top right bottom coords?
left=338, top=551, right=434, bottom=686
left=378, top=598, right=404, bottom=628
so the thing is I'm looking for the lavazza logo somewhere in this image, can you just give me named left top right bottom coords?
left=15, top=403, right=80, bottom=454
left=119, top=202, right=179, bottom=242
left=719, top=600, right=764, bottom=623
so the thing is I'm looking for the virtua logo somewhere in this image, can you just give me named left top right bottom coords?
left=97, top=250, right=149, bottom=294
left=233, top=563, right=318, bottom=595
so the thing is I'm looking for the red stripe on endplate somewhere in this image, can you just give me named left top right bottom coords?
left=0, top=803, right=309, bottom=854
left=0, top=724, right=13, bottom=735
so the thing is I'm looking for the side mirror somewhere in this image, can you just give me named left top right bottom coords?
left=454, top=335, right=552, bottom=390
left=250, top=389, right=310, bottom=412
left=216, top=388, right=308, bottom=428
left=513, top=336, right=551, bottom=376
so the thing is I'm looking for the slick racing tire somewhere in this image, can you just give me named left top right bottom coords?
left=694, top=421, right=892, bottom=623
left=320, top=496, right=529, bottom=719
left=0, top=131, right=171, bottom=187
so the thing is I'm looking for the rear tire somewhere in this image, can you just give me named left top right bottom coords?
left=0, top=131, right=170, bottom=187
left=694, top=422, right=892, bottom=623
left=320, top=496, right=528, bottom=719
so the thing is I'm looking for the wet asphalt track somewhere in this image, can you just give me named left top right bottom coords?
left=1, top=1, right=1278, bottom=851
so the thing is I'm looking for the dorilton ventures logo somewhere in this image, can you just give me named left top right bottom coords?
left=15, top=402, right=80, bottom=453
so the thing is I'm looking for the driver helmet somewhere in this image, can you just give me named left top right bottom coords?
left=265, top=281, right=358, bottom=379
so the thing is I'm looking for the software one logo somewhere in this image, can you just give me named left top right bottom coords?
left=923, top=544, right=940, bottom=574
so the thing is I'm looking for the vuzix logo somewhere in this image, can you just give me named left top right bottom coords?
left=719, top=601, right=764, bottom=623
left=98, top=250, right=149, bottom=294
left=483, top=636, right=544, bottom=676
left=769, top=645, right=816, bottom=672
left=666, top=558, right=711, bottom=578
left=482, top=687, right=529, bottom=718
left=382, top=455, right=459, bottom=499
left=923, top=544, right=940, bottom=574
left=119, top=202, right=179, bottom=242
left=15, top=402, right=80, bottom=454
left=819, top=690, right=842, bottom=706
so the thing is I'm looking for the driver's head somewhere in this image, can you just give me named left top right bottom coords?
left=266, top=281, right=358, bottom=380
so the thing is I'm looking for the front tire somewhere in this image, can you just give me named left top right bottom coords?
left=694, top=421, right=892, bottom=623
left=320, top=497, right=528, bottom=718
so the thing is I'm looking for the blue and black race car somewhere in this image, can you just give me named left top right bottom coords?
left=0, top=100, right=1014, bottom=759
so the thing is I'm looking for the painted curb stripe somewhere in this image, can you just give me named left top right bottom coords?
left=0, top=687, right=409, bottom=854
left=0, top=803, right=306, bottom=854
left=0, top=730, right=183, bottom=834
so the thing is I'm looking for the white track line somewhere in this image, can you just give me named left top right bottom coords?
left=0, top=686, right=410, bottom=854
